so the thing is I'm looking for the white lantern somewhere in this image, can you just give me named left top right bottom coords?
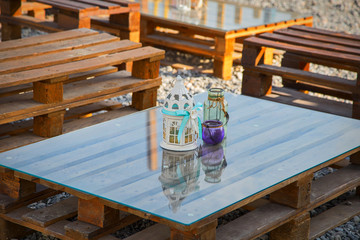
left=161, top=76, right=202, bottom=151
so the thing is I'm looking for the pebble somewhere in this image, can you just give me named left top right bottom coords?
left=6, top=0, right=360, bottom=239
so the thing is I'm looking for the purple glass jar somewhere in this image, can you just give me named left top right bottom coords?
left=202, top=120, right=225, bottom=145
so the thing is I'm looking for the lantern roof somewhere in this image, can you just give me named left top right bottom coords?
left=163, top=76, right=195, bottom=112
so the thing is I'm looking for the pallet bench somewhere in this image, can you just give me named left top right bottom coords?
left=241, top=25, right=360, bottom=119
left=0, top=28, right=164, bottom=153
left=0, top=0, right=140, bottom=42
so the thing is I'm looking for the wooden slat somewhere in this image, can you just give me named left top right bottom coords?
left=0, top=14, right=63, bottom=33
left=0, top=33, right=119, bottom=63
left=0, top=28, right=97, bottom=52
left=260, top=32, right=360, bottom=56
left=243, top=37, right=360, bottom=66
left=123, top=224, right=170, bottom=240
left=0, top=71, right=161, bottom=124
left=0, top=40, right=138, bottom=76
left=0, top=66, right=117, bottom=98
left=262, top=86, right=352, bottom=118
left=310, top=197, right=360, bottom=240
left=0, top=46, right=163, bottom=88
left=21, top=2, right=52, bottom=12
left=36, top=0, right=99, bottom=12
left=289, top=25, right=360, bottom=42
left=142, top=34, right=215, bottom=57
left=21, top=197, right=78, bottom=227
left=274, top=28, right=360, bottom=49
left=247, top=64, right=357, bottom=93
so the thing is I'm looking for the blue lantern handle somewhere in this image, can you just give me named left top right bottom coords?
left=162, top=103, right=203, bottom=143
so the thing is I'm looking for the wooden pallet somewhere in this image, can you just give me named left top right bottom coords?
left=0, top=0, right=140, bottom=42
left=119, top=164, right=360, bottom=240
left=241, top=25, right=360, bottom=119
left=0, top=28, right=164, bottom=152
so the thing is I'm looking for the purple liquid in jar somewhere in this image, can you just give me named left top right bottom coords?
left=202, top=120, right=225, bottom=145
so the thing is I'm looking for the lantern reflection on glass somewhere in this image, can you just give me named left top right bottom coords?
left=159, top=149, right=200, bottom=213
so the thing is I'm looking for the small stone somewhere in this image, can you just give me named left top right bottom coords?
left=353, top=215, right=360, bottom=224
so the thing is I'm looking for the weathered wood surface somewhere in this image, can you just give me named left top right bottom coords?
left=0, top=28, right=164, bottom=148
left=0, top=0, right=140, bottom=42
left=241, top=25, right=360, bottom=119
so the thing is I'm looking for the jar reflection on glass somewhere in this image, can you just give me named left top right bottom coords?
left=203, top=88, right=228, bottom=137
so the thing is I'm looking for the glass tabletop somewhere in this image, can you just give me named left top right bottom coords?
left=137, top=0, right=304, bottom=31
left=1, top=93, right=360, bottom=226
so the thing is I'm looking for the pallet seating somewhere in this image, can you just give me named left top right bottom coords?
left=0, top=0, right=140, bottom=42
left=0, top=28, right=164, bottom=153
left=241, top=25, right=360, bottom=119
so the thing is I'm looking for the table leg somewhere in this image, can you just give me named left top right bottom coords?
left=0, top=171, right=36, bottom=200
left=268, top=175, right=312, bottom=239
left=1, top=0, right=22, bottom=41
left=131, top=59, right=161, bottom=110
left=33, top=78, right=66, bottom=137
left=56, top=10, right=91, bottom=29
left=241, top=45, right=273, bottom=96
left=65, top=198, right=120, bottom=239
left=213, top=37, right=234, bottom=80
left=170, top=220, right=217, bottom=240
left=0, top=218, right=33, bottom=240
left=110, top=11, right=141, bottom=43
left=269, top=212, right=310, bottom=240
left=270, top=174, right=312, bottom=209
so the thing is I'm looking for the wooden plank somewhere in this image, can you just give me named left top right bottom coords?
left=274, top=28, right=360, bottom=49
left=260, top=32, right=360, bottom=56
left=0, top=40, right=138, bottom=76
left=0, top=66, right=117, bottom=98
left=0, top=28, right=97, bottom=52
left=21, top=196, right=78, bottom=227
left=246, top=64, right=357, bottom=93
left=0, top=14, right=64, bottom=33
left=123, top=224, right=170, bottom=240
left=36, top=0, right=99, bottom=13
left=142, top=33, right=215, bottom=57
left=21, top=2, right=52, bottom=12
left=289, top=25, right=360, bottom=42
left=65, top=214, right=140, bottom=239
left=262, top=87, right=353, bottom=118
left=0, top=33, right=119, bottom=63
left=309, top=197, right=360, bottom=240
left=0, top=70, right=159, bottom=122
left=243, top=37, right=360, bottom=66
left=0, top=46, right=163, bottom=88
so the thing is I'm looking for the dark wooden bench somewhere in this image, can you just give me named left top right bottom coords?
left=0, top=28, right=164, bottom=153
left=241, top=25, right=360, bottom=119
left=0, top=0, right=140, bottom=42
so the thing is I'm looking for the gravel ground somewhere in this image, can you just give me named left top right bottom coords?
left=2, top=0, right=359, bottom=239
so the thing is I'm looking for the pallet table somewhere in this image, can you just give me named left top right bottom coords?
left=0, top=0, right=140, bottom=42
left=0, top=93, right=360, bottom=239
left=0, top=28, right=164, bottom=153
left=241, top=25, right=360, bottom=119
left=137, top=0, right=313, bottom=80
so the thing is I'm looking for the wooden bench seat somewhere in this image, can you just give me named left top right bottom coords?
left=0, top=28, right=164, bottom=153
left=0, top=0, right=140, bottom=42
left=241, top=25, right=360, bottom=119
